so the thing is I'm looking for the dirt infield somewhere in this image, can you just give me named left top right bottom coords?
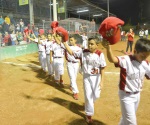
left=0, top=41, right=150, bottom=125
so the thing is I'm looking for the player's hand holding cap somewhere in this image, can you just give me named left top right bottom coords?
left=56, top=26, right=69, bottom=42
left=50, top=21, right=59, bottom=33
left=99, top=17, right=124, bottom=45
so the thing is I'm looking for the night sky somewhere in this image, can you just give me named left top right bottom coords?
left=88, top=0, right=150, bottom=25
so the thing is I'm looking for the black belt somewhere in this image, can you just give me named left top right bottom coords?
left=68, top=60, right=78, bottom=63
left=125, top=91, right=139, bottom=94
left=54, top=57, right=62, bottom=58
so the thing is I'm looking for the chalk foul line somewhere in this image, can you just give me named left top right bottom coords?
left=2, top=62, right=119, bottom=74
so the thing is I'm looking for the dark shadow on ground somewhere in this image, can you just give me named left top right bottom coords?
left=68, top=118, right=107, bottom=125
left=21, top=94, right=85, bottom=119
left=30, top=61, right=40, bottom=65
left=47, top=97, right=85, bottom=118
left=22, top=67, right=73, bottom=97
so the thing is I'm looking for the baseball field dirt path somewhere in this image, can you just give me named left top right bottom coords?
left=0, top=41, right=150, bottom=125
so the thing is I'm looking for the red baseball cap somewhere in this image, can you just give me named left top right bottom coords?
left=39, top=29, right=44, bottom=35
left=50, top=21, right=59, bottom=33
left=56, top=26, right=69, bottom=42
left=99, top=17, right=124, bottom=45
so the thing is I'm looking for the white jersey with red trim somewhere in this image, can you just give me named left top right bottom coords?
left=37, top=39, right=46, bottom=52
left=51, top=42, right=65, bottom=58
left=73, top=49, right=106, bottom=75
left=115, top=55, right=150, bottom=92
left=45, top=40, right=53, bottom=54
left=65, top=45, right=82, bottom=62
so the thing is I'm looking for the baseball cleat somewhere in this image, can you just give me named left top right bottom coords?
left=73, top=93, right=78, bottom=100
left=85, top=115, right=93, bottom=124
left=60, top=80, right=65, bottom=87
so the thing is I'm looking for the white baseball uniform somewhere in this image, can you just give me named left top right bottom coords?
left=65, top=45, right=82, bottom=94
left=51, top=42, right=65, bottom=81
left=73, top=49, right=106, bottom=116
left=45, top=40, right=54, bottom=75
left=115, top=55, right=150, bottom=125
left=81, top=35, right=88, bottom=49
left=34, top=39, right=47, bottom=71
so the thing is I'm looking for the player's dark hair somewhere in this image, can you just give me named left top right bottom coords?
left=69, top=34, right=79, bottom=40
left=135, top=38, right=150, bottom=53
left=88, top=36, right=100, bottom=44
left=47, top=33, right=52, bottom=37
left=69, top=34, right=83, bottom=45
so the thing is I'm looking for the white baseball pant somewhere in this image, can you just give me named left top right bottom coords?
left=67, top=62, right=79, bottom=94
left=39, top=51, right=47, bottom=71
left=118, top=90, right=140, bottom=125
left=53, top=58, right=64, bottom=80
left=83, top=74, right=101, bottom=116
left=46, top=54, right=54, bottom=75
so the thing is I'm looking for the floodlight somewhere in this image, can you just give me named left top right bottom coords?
left=50, top=3, right=58, bottom=5
left=93, top=14, right=102, bottom=17
left=77, top=10, right=89, bottom=13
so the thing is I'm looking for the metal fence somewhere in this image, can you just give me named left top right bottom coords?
left=36, top=18, right=101, bottom=38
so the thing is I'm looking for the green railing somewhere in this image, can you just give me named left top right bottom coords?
left=0, top=43, right=38, bottom=61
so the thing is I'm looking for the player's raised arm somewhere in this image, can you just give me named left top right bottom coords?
left=63, top=42, right=73, bottom=55
left=102, top=40, right=118, bottom=63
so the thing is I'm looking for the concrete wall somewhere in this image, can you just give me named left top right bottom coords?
left=0, top=43, right=38, bottom=61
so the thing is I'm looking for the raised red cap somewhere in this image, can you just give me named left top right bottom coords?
left=99, top=17, right=124, bottom=45
left=56, top=26, right=69, bottom=42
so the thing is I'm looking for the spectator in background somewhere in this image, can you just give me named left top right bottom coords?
left=10, top=30, right=17, bottom=45
left=90, top=18, right=95, bottom=32
left=9, top=24, right=15, bottom=33
left=80, top=23, right=88, bottom=33
left=0, top=32, right=3, bottom=47
left=33, top=27, right=39, bottom=37
left=121, top=31, right=126, bottom=41
left=28, top=23, right=34, bottom=30
left=3, top=20, right=10, bottom=33
left=16, top=23, right=20, bottom=32
left=17, top=31, right=23, bottom=45
left=145, top=28, right=149, bottom=39
left=139, top=29, right=144, bottom=39
left=75, top=21, right=82, bottom=32
left=0, top=15, right=4, bottom=25
left=3, top=32, right=11, bottom=46
left=125, top=28, right=135, bottom=54
left=80, top=32, right=88, bottom=49
left=19, top=19, right=24, bottom=33
left=0, top=24, right=4, bottom=34
left=121, top=31, right=124, bottom=41
left=4, top=16, right=11, bottom=25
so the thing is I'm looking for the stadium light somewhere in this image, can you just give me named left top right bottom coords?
left=77, top=9, right=89, bottom=13
left=93, top=14, right=102, bottom=17
left=50, top=3, right=58, bottom=5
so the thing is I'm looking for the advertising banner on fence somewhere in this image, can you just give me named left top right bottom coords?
left=19, top=0, right=29, bottom=6
left=57, top=0, right=65, bottom=13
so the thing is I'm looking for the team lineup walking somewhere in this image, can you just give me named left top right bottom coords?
left=23, top=17, right=150, bottom=125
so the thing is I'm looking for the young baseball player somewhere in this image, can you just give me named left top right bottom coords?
left=103, top=37, right=150, bottom=125
left=99, top=16, right=150, bottom=125
left=37, top=34, right=47, bottom=72
left=60, top=33, right=106, bottom=123
left=65, top=34, right=82, bottom=100
left=45, top=34, right=54, bottom=77
left=27, top=34, right=47, bottom=72
left=50, top=33, right=65, bottom=86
